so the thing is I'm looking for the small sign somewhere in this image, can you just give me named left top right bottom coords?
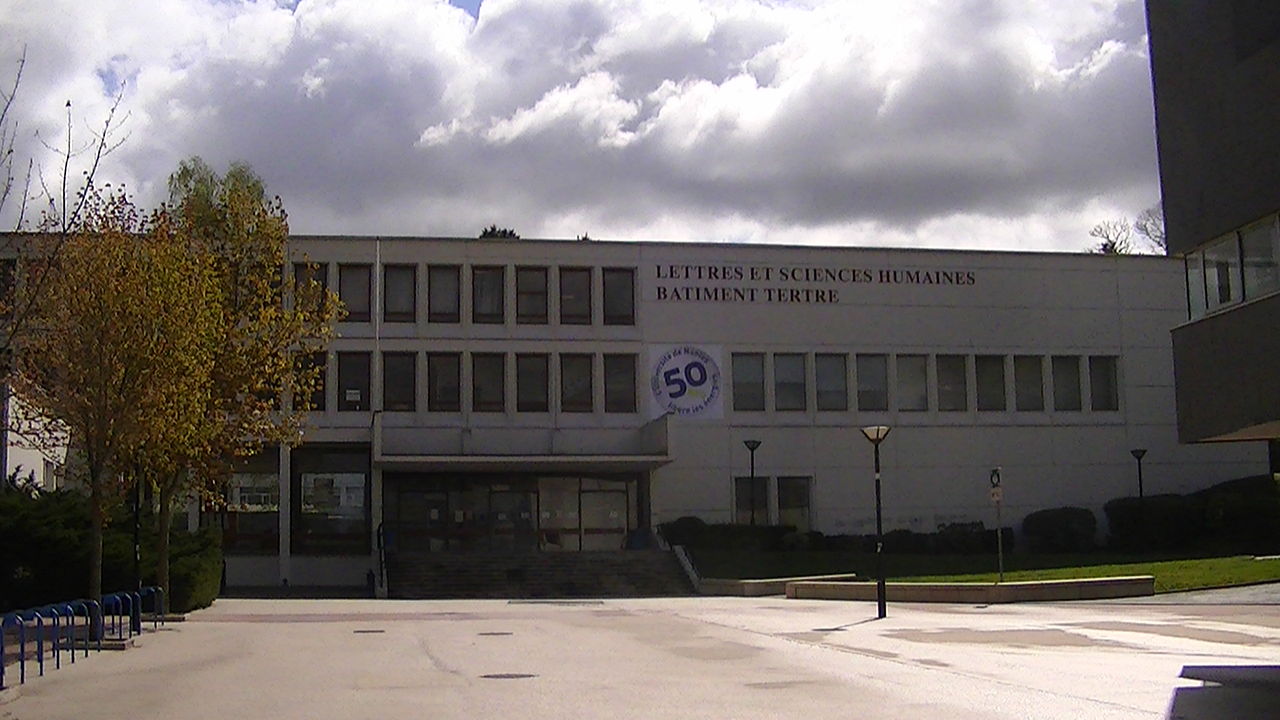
left=345, top=389, right=361, bottom=402
left=990, top=487, right=1003, bottom=503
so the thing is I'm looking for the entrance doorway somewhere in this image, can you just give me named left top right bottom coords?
left=386, top=473, right=639, bottom=553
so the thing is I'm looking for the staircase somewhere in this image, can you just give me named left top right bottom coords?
left=387, top=550, right=694, bottom=599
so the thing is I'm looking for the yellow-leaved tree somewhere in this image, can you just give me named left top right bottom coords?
left=134, top=158, right=340, bottom=604
left=10, top=185, right=223, bottom=601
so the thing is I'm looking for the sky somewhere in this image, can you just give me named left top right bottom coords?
left=1, top=0, right=1161, bottom=251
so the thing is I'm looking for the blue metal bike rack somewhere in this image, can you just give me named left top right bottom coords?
left=1, top=612, right=27, bottom=688
left=139, top=586, right=165, bottom=629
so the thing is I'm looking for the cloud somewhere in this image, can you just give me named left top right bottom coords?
left=1, top=0, right=1159, bottom=251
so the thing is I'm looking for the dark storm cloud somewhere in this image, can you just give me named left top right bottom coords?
left=3, top=0, right=1160, bottom=249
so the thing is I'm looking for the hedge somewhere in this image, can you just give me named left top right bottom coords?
left=0, top=488, right=222, bottom=613
left=1021, top=506, right=1097, bottom=553
left=658, top=516, right=1013, bottom=555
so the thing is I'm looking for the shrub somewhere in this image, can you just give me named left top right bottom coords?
left=0, top=488, right=222, bottom=613
left=1104, top=494, right=1203, bottom=550
left=1022, top=506, right=1097, bottom=553
left=657, top=516, right=707, bottom=547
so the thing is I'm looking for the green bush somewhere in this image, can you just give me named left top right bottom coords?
left=1022, top=506, right=1097, bottom=553
left=0, top=488, right=222, bottom=613
left=1104, top=494, right=1203, bottom=550
left=656, top=517, right=795, bottom=551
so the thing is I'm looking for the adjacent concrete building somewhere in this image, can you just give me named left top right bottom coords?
left=213, top=236, right=1267, bottom=589
left=1146, top=1, right=1280, bottom=452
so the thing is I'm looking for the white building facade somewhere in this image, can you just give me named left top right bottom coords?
left=215, top=236, right=1269, bottom=589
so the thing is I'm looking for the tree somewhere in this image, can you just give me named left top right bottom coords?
left=9, top=186, right=222, bottom=601
left=1090, top=219, right=1134, bottom=255
left=138, top=157, right=340, bottom=603
left=479, top=224, right=519, bottom=239
left=1133, top=203, right=1166, bottom=253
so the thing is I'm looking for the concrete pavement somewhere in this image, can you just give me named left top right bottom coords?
left=4, top=593, right=1279, bottom=719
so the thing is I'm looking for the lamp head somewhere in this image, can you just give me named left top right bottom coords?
left=743, top=440, right=762, bottom=452
left=860, top=425, right=891, bottom=445
left=1130, top=448, right=1147, bottom=461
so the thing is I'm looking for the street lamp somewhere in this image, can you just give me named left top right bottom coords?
left=743, top=440, right=762, bottom=526
left=859, top=425, right=891, bottom=619
left=1130, top=448, right=1147, bottom=499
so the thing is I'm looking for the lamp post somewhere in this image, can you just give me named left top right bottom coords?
left=1130, top=448, right=1147, bottom=499
left=743, top=440, right=762, bottom=526
left=860, top=425, right=891, bottom=619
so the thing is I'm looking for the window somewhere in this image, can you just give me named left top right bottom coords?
left=472, top=353, right=505, bottom=412
left=337, top=352, right=370, bottom=411
left=1204, top=234, right=1241, bottom=310
left=382, top=352, right=416, bottom=412
left=516, top=354, right=549, bottom=412
left=472, top=266, right=505, bottom=324
left=559, top=267, right=592, bottom=324
left=733, top=476, right=769, bottom=525
left=561, top=354, right=593, bottom=412
left=383, top=265, right=416, bottom=323
left=297, top=351, right=326, bottom=411
left=732, top=353, right=765, bottom=411
left=1089, top=356, right=1119, bottom=411
left=815, top=354, right=848, bottom=411
left=602, top=268, right=635, bottom=325
left=774, top=354, right=806, bottom=411
left=936, top=355, right=967, bottom=411
left=516, top=267, right=548, bottom=324
left=291, top=447, right=369, bottom=555
left=1051, top=356, right=1082, bottom=411
left=856, top=354, right=888, bottom=411
left=427, top=353, right=461, bottom=412
left=777, top=477, right=811, bottom=533
left=975, top=355, right=1006, bottom=411
left=1014, top=355, right=1044, bottom=411
left=604, top=354, right=637, bottom=413
left=896, top=355, right=928, bottom=411
left=293, top=261, right=328, bottom=312
left=217, top=450, right=280, bottom=555
left=338, top=264, right=371, bottom=323
left=1186, top=252, right=1207, bottom=319
left=1241, top=215, right=1280, bottom=300
left=427, top=265, right=460, bottom=323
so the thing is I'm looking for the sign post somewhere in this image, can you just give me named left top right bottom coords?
left=989, top=467, right=1004, bottom=584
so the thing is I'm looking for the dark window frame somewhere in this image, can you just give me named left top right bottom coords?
left=602, top=267, right=635, bottom=325
left=383, top=264, right=417, bottom=323
left=560, top=353, right=594, bottom=413
left=472, top=353, right=506, bottom=413
left=603, top=354, right=637, bottom=413
left=338, top=264, right=372, bottom=323
left=516, top=353, right=550, bottom=413
left=382, top=351, right=417, bottom=412
left=516, top=266, right=549, bottom=325
left=337, top=351, right=371, bottom=412
left=732, top=353, right=766, bottom=412
left=427, top=265, right=461, bottom=323
left=559, top=267, right=592, bottom=324
left=427, top=352, right=461, bottom=412
left=472, top=265, right=506, bottom=324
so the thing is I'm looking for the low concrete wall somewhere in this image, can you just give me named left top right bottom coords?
left=785, top=576, right=1155, bottom=603
left=700, top=573, right=859, bottom=597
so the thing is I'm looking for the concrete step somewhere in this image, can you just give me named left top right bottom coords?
left=387, top=550, right=693, bottom=599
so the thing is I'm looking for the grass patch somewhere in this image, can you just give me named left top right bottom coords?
left=689, top=549, right=1280, bottom=594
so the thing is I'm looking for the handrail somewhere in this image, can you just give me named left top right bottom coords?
left=376, top=522, right=387, bottom=596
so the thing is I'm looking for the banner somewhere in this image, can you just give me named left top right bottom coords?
left=648, top=344, right=724, bottom=420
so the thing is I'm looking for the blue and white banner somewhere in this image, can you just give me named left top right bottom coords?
left=648, top=344, right=724, bottom=420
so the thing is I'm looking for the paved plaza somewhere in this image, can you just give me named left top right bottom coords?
left=4, top=590, right=1280, bottom=719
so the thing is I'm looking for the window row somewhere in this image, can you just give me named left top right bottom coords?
left=311, top=351, right=639, bottom=414
left=1186, top=211, right=1280, bottom=319
left=730, top=353, right=1120, bottom=413
left=295, top=262, right=636, bottom=326
left=733, top=476, right=812, bottom=532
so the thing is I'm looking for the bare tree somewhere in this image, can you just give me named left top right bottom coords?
left=1132, top=203, right=1166, bottom=253
left=1090, top=219, right=1134, bottom=255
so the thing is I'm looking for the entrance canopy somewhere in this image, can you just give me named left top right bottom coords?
left=375, top=453, right=671, bottom=473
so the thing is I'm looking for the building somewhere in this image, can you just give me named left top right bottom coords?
left=210, top=236, right=1267, bottom=590
left=1146, top=1, right=1280, bottom=456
